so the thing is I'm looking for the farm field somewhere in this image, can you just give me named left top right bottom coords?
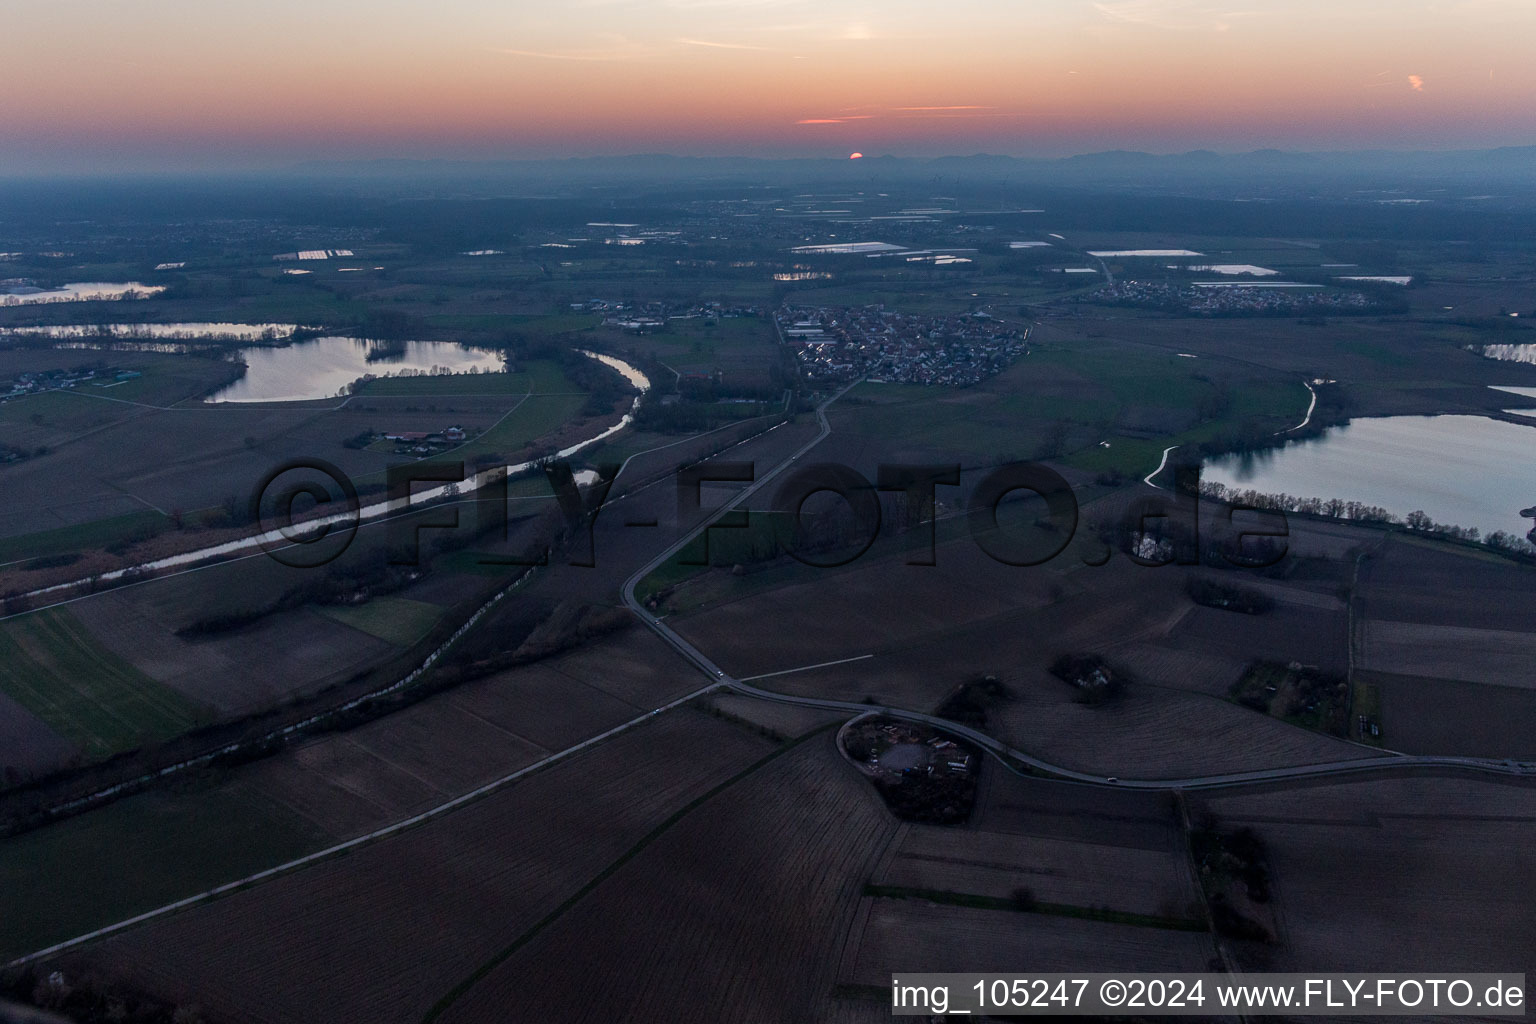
left=842, top=761, right=1218, bottom=991
left=435, top=731, right=896, bottom=1023
left=823, top=325, right=1303, bottom=472
left=842, top=897, right=1215, bottom=985
left=986, top=675, right=1371, bottom=778
left=975, top=766, right=1185, bottom=848
left=0, top=503, right=528, bottom=765
left=665, top=532, right=1084, bottom=690
left=1361, top=620, right=1536, bottom=687
left=0, top=779, right=328, bottom=962
left=667, top=535, right=1369, bottom=777
left=704, top=691, right=846, bottom=740
left=1199, top=776, right=1536, bottom=975
left=80, top=710, right=779, bottom=1024
left=1360, top=536, right=1536, bottom=633
left=0, top=690, right=77, bottom=780
left=873, top=821, right=1200, bottom=919
left=0, top=508, right=172, bottom=568
left=68, top=587, right=398, bottom=714
left=0, top=349, right=242, bottom=415
left=1368, top=673, right=1536, bottom=758
left=0, top=606, right=206, bottom=758
left=586, top=314, right=782, bottom=389
left=1057, top=312, right=1536, bottom=418
left=1, top=620, right=720, bottom=970
left=1164, top=603, right=1350, bottom=677
left=2, top=164, right=1535, bottom=1024
left=1350, top=535, right=1536, bottom=755
left=238, top=691, right=552, bottom=840
left=0, top=350, right=592, bottom=553
left=234, top=627, right=716, bottom=842
left=315, top=596, right=443, bottom=644
left=1108, top=642, right=1248, bottom=697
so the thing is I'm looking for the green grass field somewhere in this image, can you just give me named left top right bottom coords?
left=462, top=393, right=589, bottom=458
left=0, top=607, right=206, bottom=758
left=836, top=337, right=1309, bottom=478
left=0, top=389, right=122, bottom=436
left=316, top=596, right=443, bottom=644
left=0, top=509, right=171, bottom=566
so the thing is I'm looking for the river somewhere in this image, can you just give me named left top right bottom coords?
left=23, top=351, right=651, bottom=600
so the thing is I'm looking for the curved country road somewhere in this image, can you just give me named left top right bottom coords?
left=622, top=387, right=1536, bottom=792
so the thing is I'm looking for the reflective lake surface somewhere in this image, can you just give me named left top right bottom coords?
left=206, top=336, right=503, bottom=403
left=0, top=282, right=166, bottom=305
left=1204, top=414, right=1536, bottom=539
left=26, top=352, right=653, bottom=597
left=1481, top=344, right=1536, bottom=364
left=1, top=322, right=303, bottom=341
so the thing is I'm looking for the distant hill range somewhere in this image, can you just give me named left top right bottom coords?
left=290, top=147, right=1536, bottom=191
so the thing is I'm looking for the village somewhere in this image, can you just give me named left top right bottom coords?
left=774, top=304, right=1028, bottom=386
left=1, top=363, right=139, bottom=401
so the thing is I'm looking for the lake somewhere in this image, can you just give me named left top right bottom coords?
left=1186, top=264, right=1278, bottom=276
left=23, top=351, right=653, bottom=600
left=1481, top=344, right=1536, bottom=365
left=1204, top=414, right=1536, bottom=539
left=0, top=282, right=167, bottom=305
left=1, top=322, right=304, bottom=341
left=206, top=336, right=503, bottom=403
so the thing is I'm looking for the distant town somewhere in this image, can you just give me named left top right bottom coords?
left=775, top=304, right=1028, bottom=386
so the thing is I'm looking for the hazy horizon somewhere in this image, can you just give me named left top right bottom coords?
left=4, top=0, right=1535, bottom=175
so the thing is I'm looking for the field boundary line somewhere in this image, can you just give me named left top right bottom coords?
left=738, top=654, right=874, bottom=682
left=420, top=724, right=835, bottom=1023
left=5, top=680, right=726, bottom=969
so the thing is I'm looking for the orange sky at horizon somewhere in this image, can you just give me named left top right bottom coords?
left=3, top=0, right=1534, bottom=171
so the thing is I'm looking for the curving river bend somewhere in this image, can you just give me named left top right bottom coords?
left=23, top=351, right=651, bottom=600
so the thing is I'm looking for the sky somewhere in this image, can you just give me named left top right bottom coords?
left=2, top=0, right=1534, bottom=173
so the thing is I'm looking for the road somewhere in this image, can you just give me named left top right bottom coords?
left=621, top=387, right=1536, bottom=793
left=1277, top=379, right=1319, bottom=435
left=1143, top=444, right=1180, bottom=488
left=6, top=675, right=729, bottom=969
left=11, top=375, right=1532, bottom=971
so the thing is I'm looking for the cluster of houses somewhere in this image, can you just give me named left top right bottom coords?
left=1097, top=280, right=1376, bottom=316
left=775, top=304, right=1028, bottom=386
left=850, top=719, right=975, bottom=779
left=2, top=365, right=138, bottom=400
left=381, top=425, right=468, bottom=454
